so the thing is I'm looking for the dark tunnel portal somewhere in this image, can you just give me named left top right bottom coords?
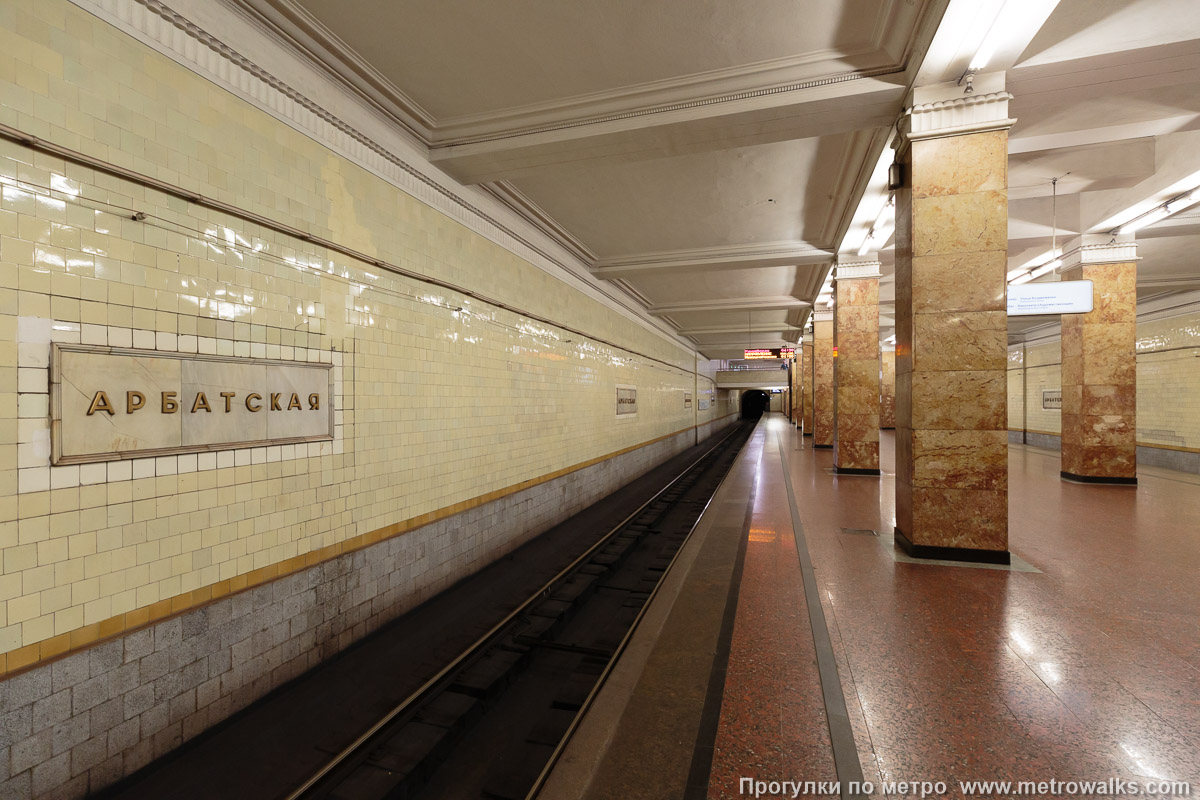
left=741, top=389, right=769, bottom=420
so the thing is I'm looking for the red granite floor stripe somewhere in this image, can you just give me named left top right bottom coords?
left=707, top=430, right=837, bottom=799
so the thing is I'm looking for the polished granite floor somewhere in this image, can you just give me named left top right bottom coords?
left=707, top=415, right=1200, bottom=798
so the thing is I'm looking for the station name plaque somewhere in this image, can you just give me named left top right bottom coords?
left=50, top=344, right=334, bottom=464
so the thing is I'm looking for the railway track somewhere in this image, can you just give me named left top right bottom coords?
left=284, top=421, right=753, bottom=800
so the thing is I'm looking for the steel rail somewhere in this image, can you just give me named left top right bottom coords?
left=524, top=418, right=759, bottom=799
left=283, top=421, right=746, bottom=800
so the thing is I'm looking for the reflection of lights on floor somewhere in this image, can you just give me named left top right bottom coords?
left=1010, top=630, right=1034, bottom=654
left=1122, top=744, right=1165, bottom=780
left=748, top=527, right=777, bottom=543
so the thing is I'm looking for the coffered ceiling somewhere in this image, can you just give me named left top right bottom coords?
left=229, top=0, right=1200, bottom=359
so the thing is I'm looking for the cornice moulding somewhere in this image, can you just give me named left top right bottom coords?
left=835, top=260, right=883, bottom=280
left=902, top=91, right=1016, bottom=143
left=1058, top=237, right=1139, bottom=272
left=65, top=0, right=697, bottom=357
left=225, top=0, right=436, bottom=139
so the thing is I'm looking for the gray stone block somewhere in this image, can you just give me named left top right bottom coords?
left=88, top=697, right=123, bottom=735
left=10, top=729, right=52, bottom=775
left=6, top=670, right=52, bottom=710
left=31, top=691, right=71, bottom=733
left=31, top=752, right=71, bottom=797
left=50, top=713, right=90, bottom=757
left=50, top=655, right=89, bottom=694
left=137, top=652, right=169, bottom=684
left=0, top=707, right=32, bottom=750
left=0, top=772, right=31, bottom=800
left=122, top=685, right=154, bottom=721
left=69, top=675, right=109, bottom=717
left=153, top=619, right=182, bottom=653
left=69, top=734, right=107, bottom=778
left=122, top=630, right=154, bottom=664
left=87, top=642, right=123, bottom=678
left=139, top=703, right=169, bottom=738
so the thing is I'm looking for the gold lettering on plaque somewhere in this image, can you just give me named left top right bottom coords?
left=191, top=392, right=211, bottom=413
left=287, top=393, right=301, bottom=410
left=246, top=393, right=262, bottom=412
left=87, top=391, right=115, bottom=416
left=127, top=391, right=145, bottom=413
left=162, top=392, right=179, bottom=413
left=270, top=393, right=282, bottom=411
left=220, top=391, right=236, bottom=412
left=308, top=394, right=320, bottom=410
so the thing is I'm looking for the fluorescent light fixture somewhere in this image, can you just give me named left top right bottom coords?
left=1118, top=206, right=1170, bottom=235
left=1009, top=272, right=1034, bottom=285
left=873, top=196, right=895, bottom=230
left=856, top=233, right=875, bottom=257
left=1166, top=188, right=1200, bottom=214
left=970, top=0, right=1047, bottom=72
left=1006, top=266, right=1030, bottom=281
left=1028, top=259, right=1062, bottom=279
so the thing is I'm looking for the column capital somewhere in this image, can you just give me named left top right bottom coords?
left=813, top=310, right=834, bottom=323
left=802, top=334, right=813, bottom=344
left=896, top=74, right=1015, bottom=147
left=1058, top=234, right=1139, bottom=273
left=835, top=258, right=882, bottom=280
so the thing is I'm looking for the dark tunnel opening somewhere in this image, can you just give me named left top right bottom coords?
left=740, top=389, right=769, bottom=420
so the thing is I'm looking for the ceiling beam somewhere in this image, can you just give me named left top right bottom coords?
left=679, top=323, right=802, bottom=336
left=647, top=296, right=811, bottom=316
left=429, top=76, right=906, bottom=185
left=590, top=242, right=832, bottom=280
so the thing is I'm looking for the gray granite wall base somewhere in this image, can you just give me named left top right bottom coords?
left=1008, top=431, right=1200, bottom=476
left=1007, top=431, right=1062, bottom=450
left=1137, top=445, right=1200, bottom=475
left=0, top=425, right=715, bottom=799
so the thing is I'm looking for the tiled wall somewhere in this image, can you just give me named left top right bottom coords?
left=1007, top=307, right=1200, bottom=468
left=0, top=424, right=721, bottom=798
left=1006, top=340, right=1062, bottom=435
left=1136, top=309, right=1200, bottom=451
left=0, top=0, right=715, bottom=677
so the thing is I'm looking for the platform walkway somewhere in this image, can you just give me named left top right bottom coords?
left=546, top=414, right=1200, bottom=799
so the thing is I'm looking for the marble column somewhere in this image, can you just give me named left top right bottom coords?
left=801, top=338, right=814, bottom=435
left=833, top=260, right=882, bottom=474
left=881, top=347, right=896, bottom=429
left=893, top=77, right=1012, bottom=563
left=1059, top=236, right=1139, bottom=484
left=787, top=352, right=796, bottom=422
left=812, top=312, right=835, bottom=448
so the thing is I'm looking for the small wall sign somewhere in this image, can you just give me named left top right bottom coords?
left=616, top=384, right=638, bottom=417
left=1042, top=390, right=1062, bottom=410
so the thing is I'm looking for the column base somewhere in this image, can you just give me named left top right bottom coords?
left=894, top=528, right=1011, bottom=565
left=803, top=432, right=812, bottom=437
left=880, top=426, right=895, bottom=431
left=834, top=467, right=881, bottom=476
left=812, top=443, right=832, bottom=449
left=1060, top=471, right=1137, bottom=486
